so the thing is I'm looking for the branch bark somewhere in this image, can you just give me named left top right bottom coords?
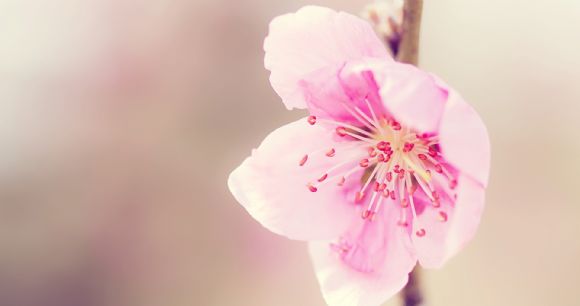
left=402, top=267, right=423, bottom=306
left=396, top=1, right=424, bottom=305
left=396, top=0, right=423, bottom=65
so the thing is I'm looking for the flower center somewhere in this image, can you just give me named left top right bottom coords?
left=300, top=100, right=457, bottom=237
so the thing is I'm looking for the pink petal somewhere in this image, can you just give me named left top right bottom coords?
left=438, top=90, right=491, bottom=187
left=264, top=6, right=390, bottom=110
left=308, top=203, right=417, bottom=306
left=377, top=62, right=448, bottom=133
left=411, top=174, right=485, bottom=268
left=299, top=60, right=448, bottom=133
left=299, top=58, right=387, bottom=126
left=228, top=117, right=361, bottom=241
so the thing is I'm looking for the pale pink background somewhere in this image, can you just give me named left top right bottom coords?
left=0, top=0, right=579, bottom=305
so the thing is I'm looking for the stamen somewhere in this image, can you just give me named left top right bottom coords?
left=307, top=116, right=317, bottom=125
left=354, top=106, right=382, bottom=131
left=377, top=141, right=390, bottom=151
left=299, top=154, right=308, bottom=166
left=355, top=191, right=365, bottom=203
left=307, top=184, right=318, bottom=192
left=340, top=102, right=376, bottom=131
left=403, top=142, right=415, bottom=152
left=358, top=164, right=383, bottom=201
left=342, top=130, right=376, bottom=144
left=362, top=191, right=380, bottom=220
left=438, top=211, right=448, bottom=222
left=300, top=107, right=456, bottom=238
left=359, top=159, right=370, bottom=168
left=319, top=119, right=374, bottom=137
left=364, top=99, right=385, bottom=135
left=449, top=179, right=458, bottom=189
left=392, top=121, right=402, bottom=131
left=326, top=148, right=336, bottom=157
left=415, top=228, right=426, bottom=237
left=428, top=147, right=438, bottom=157
left=377, top=154, right=385, bottom=162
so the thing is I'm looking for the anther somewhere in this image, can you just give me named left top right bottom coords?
left=359, top=159, right=369, bottom=168
left=386, top=172, right=392, bottom=182
left=338, top=176, right=346, bottom=186
left=317, top=173, right=328, bottom=182
left=326, top=148, right=336, bottom=157
left=398, top=169, right=405, bottom=180
left=373, top=182, right=387, bottom=192
left=438, top=211, right=448, bottom=222
left=418, top=154, right=427, bottom=160
left=432, top=190, right=440, bottom=200
left=397, top=220, right=409, bottom=227
left=435, top=164, right=443, bottom=173
left=376, top=141, right=390, bottom=151
left=368, top=147, right=377, bottom=157
left=428, top=147, right=437, bottom=157
left=362, top=210, right=374, bottom=220
left=449, top=179, right=458, bottom=189
left=336, top=126, right=347, bottom=137
left=355, top=191, right=365, bottom=203
left=401, top=198, right=409, bottom=208
left=392, top=121, right=402, bottom=131
left=416, top=229, right=426, bottom=237
left=307, top=116, right=317, bottom=125
left=307, top=184, right=318, bottom=193
left=382, top=188, right=390, bottom=197
left=299, top=155, right=308, bottom=166
left=403, top=142, right=414, bottom=153
left=432, top=200, right=441, bottom=208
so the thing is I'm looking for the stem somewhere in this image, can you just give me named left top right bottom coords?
left=402, top=267, right=423, bottom=306
left=396, top=1, right=424, bottom=305
left=397, top=0, right=423, bottom=65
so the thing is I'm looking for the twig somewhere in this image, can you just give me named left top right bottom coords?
left=396, top=1, right=424, bottom=305
left=397, top=0, right=423, bottom=65
left=402, top=267, right=423, bottom=306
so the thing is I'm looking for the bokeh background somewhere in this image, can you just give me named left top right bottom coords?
left=1, top=0, right=579, bottom=305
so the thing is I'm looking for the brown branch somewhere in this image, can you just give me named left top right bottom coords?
left=396, top=1, right=424, bottom=305
left=396, top=0, right=423, bottom=65
left=402, top=267, right=423, bottom=306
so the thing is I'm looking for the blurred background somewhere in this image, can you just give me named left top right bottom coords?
left=1, top=0, right=579, bottom=305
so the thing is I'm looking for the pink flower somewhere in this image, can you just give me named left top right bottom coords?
left=228, top=6, right=490, bottom=306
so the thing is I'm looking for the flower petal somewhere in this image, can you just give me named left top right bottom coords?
left=308, top=203, right=416, bottom=306
left=228, top=118, right=362, bottom=241
left=411, top=174, right=485, bottom=268
left=299, top=60, right=448, bottom=133
left=264, top=6, right=390, bottom=110
left=299, top=58, right=387, bottom=126
left=438, top=90, right=491, bottom=186
left=378, top=62, right=448, bottom=133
